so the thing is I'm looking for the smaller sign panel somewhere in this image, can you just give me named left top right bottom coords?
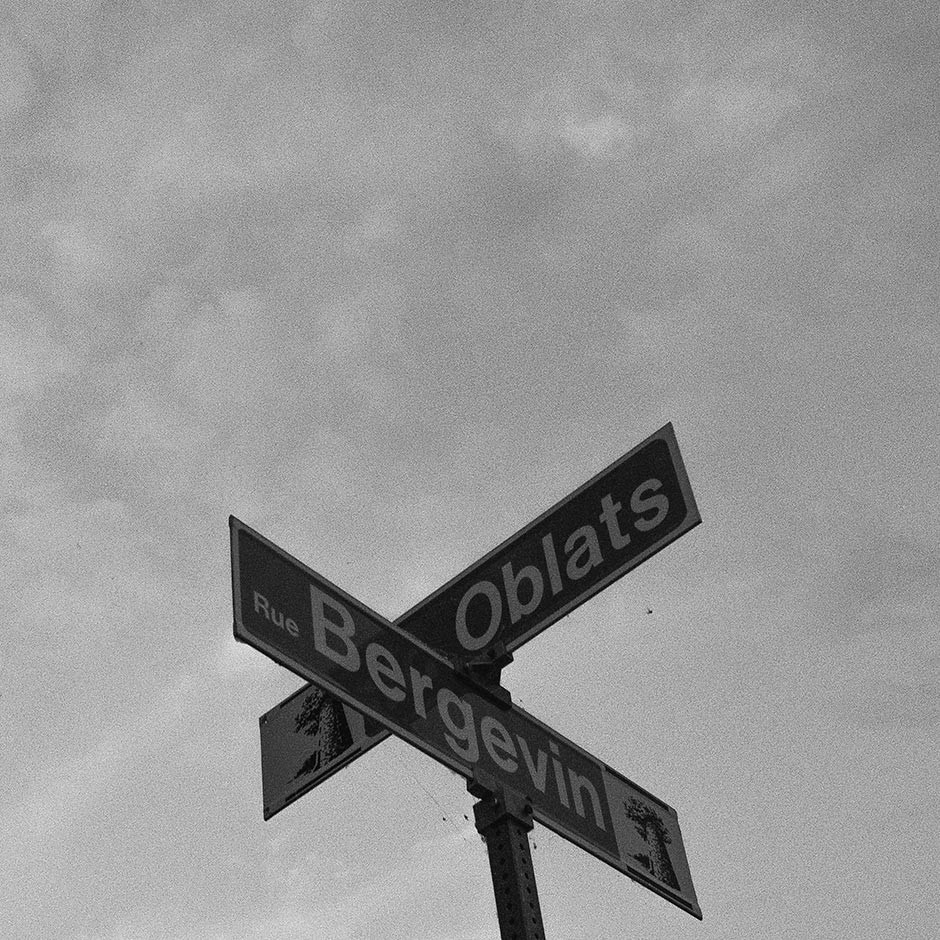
left=232, top=517, right=701, bottom=919
left=260, top=685, right=386, bottom=820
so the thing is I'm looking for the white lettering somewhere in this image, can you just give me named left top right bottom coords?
left=568, top=769, right=606, bottom=830
left=481, top=716, right=519, bottom=773
left=631, top=478, right=668, bottom=531
left=437, top=688, right=479, bottom=762
left=516, top=736, right=549, bottom=793
left=310, top=586, right=360, bottom=672
left=549, top=740, right=569, bottom=807
left=501, top=560, right=543, bottom=624
left=598, top=493, right=631, bottom=549
left=542, top=533, right=564, bottom=594
left=409, top=666, right=434, bottom=718
left=564, top=525, right=604, bottom=580
left=455, top=580, right=502, bottom=651
left=301, top=582, right=610, bottom=828
left=254, top=592, right=299, bottom=637
left=365, top=643, right=406, bottom=702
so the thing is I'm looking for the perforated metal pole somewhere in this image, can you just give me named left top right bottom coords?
left=460, top=649, right=545, bottom=938
left=470, top=775, right=546, bottom=939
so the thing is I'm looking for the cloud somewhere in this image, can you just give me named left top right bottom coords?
left=562, top=113, right=635, bottom=159
left=0, top=23, right=35, bottom=124
left=39, top=218, right=112, bottom=283
left=0, top=291, right=75, bottom=397
left=673, top=74, right=803, bottom=137
left=0, top=642, right=235, bottom=931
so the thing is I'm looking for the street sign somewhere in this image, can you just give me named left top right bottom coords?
left=232, top=517, right=701, bottom=919
left=262, top=423, right=700, bottom=812
left=393, top=422, right=699, bottom=661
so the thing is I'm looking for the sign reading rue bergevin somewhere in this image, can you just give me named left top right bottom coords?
left=231, top=501, right=702, bottom=918
left=260, top=423, right=699, bottom=816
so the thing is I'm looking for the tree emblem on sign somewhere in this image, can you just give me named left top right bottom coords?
left=292, top=688, right=355, bottom=779
left=624, top=798, right=680, bottom=890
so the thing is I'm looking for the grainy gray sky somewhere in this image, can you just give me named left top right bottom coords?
left=1, top=2, right=938, bottom=938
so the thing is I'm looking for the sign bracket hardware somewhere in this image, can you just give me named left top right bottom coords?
left=457, top=642, right=514, bottom=709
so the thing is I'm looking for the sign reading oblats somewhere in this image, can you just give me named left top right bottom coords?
left=399, top=422, right=699, bottom=661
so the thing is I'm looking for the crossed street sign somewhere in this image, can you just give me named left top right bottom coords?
left=231, top=517, right=702, bottom=919
left=231, top=424, right=702, bottom=919
left=259, top=423, right=700, bottom=815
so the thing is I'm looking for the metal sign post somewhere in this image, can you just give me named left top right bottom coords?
left=467, top=653, right=546, bottom=940
left=471, top=776, right=545, bottom=940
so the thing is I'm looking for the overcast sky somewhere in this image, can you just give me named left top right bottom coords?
left=2, top=2, right=938, bottom=938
